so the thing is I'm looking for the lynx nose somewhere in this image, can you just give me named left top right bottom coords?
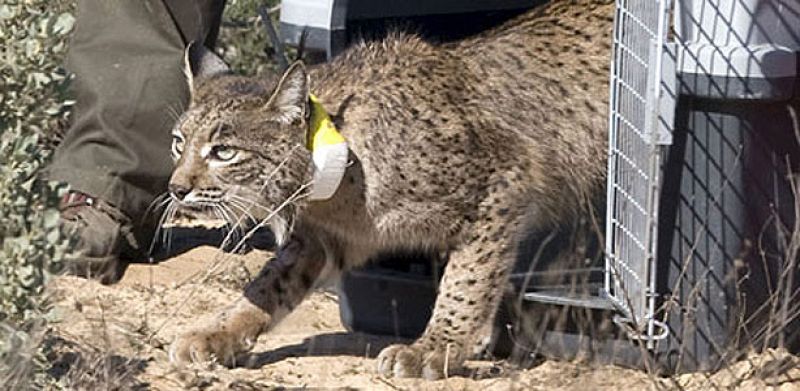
left=169, top=183, right=191, bottom=201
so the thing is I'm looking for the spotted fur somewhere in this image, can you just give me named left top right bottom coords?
left=167, top=0, right=613, bottom=379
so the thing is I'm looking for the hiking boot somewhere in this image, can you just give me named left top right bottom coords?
left=59, top=192, right=136, bottom=284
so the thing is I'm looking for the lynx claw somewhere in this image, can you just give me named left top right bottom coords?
left=376, top=343, right=464, bottom=380
left=377, top=344, right=425, bottom=378
left=169, top=327, right=253, bottom=367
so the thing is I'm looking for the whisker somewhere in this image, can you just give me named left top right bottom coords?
left=210, top=205, right=225, bottom=226
left=217, top=201, right=251, bottom=253
left=219, top=203, right=246, bottom=251
left=216, top=203, right=242, bottom=252
left=224, top=201, right=260, bottom=250
left=228, top=194, right=273, bottom=212
left=144, top=192, right=172, bottom=220
left=222, top=200, right=253, bottom=228
left=218, top=203, right=238, bottom=227
left=226, top=199, right=259, bottom=224
left=226, top=181, right=313, bottom=255
left=147, top=199, right=174, bottom=259
left=208, top=205, right=233, bottom=251
left=164, top=203, right=179, bottom=254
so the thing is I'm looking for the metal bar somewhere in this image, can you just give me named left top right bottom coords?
left=523, top=291, right=617, bottom=311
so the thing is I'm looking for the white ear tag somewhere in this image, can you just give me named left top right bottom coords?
left=307, top=95, right=348, bottom=201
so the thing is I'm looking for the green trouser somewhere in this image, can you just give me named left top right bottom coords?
left=49, top=0, right=225, bottom=239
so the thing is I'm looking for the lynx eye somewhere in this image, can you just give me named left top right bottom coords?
left=171, top=133, right=185, bottom=159
left=209, top=145, right=238, bottom=162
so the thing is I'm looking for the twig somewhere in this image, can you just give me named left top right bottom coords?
left=374, top=375, right=401, bottom=390
left=258, top=6, right=288, bottom=71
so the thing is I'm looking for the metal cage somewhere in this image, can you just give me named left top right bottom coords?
left=605, top=0, right=800, bottom=361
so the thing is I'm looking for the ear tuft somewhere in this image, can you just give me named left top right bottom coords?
left=266, top=61, right=308, bottom=124
left=183, top=42, right=231, bottom=93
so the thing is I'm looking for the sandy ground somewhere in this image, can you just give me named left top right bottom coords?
left=46, top=242, right=800, bottom=390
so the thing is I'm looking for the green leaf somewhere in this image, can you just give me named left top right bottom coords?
left=0, top=2, right=75, bottom=385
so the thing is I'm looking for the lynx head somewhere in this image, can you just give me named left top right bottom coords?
left=167, top=43, right=313, bottom=244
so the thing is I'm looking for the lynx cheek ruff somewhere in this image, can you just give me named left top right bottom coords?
left=306, top=94, right=349, bottom=201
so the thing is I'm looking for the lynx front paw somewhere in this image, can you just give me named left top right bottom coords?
left=376, top=342, right=465, bottom=380
left=169, top=327, right=255, bottom=367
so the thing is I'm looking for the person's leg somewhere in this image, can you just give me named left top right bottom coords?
left=50, top=0, right=225, bottom=282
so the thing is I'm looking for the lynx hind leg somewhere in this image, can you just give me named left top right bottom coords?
left=170, top=233, right=334, bottom=366
left=377, top=204, right=525, bottom=379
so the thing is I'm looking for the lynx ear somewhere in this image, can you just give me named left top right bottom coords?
left=266, top=61, right=308, bottom=124
left=183, top=42, right=230, bottom=93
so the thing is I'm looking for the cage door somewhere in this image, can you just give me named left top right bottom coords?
left=604, top=0, right=675, bottom=346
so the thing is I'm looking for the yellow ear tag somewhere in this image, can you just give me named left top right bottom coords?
left=307, top=94, right=346, bottom=150
left=306, top=94, right=348, bottom=201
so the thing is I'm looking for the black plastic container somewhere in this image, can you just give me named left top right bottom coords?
left=652, top=95, right=800, bottom=371
left=339, top=253, right=444, bottom=338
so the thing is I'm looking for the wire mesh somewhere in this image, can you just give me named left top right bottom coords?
left=604, top=0, right=672, bottom=338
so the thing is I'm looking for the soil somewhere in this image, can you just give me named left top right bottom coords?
left=47, top=240, right=800, bottom=390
